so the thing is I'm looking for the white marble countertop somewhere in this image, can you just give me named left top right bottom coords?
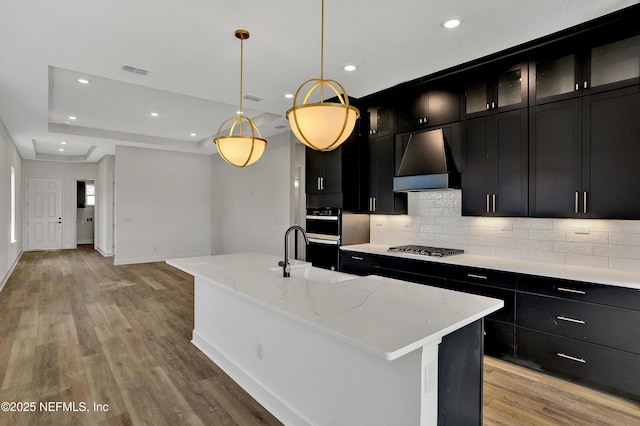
left=167, top=252, right=503, bottom=361
left=342, top=244, right=640, bottom=290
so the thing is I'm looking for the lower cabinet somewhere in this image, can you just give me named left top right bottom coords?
left=516, top=327, right=640, bottom=401
left=340, top=249, right=640, bottom=401
left=516, top=275, right=640, bottom=401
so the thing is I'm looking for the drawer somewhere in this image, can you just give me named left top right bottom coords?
left=516, top=327, right=640, bottom=401
left=518, top=274, right=640, bottom=311
left=340, top=251, right=377, bottom=276
left=447, top=280, right=514, bottom=323
left=377, top=256, right=447, bottom=287
left=484, top=319, right=515, bottom=359
left=517, top=293, right=640, bottom=354
left=447, top=265, right=516, bottom=290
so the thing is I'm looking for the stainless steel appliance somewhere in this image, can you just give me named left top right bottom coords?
left=388, top=244, right=464, bottom=257
left=306, top=207, right=369, bottom=270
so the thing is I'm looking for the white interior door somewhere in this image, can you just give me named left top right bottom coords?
left=27, top=177, right=63, bottom=250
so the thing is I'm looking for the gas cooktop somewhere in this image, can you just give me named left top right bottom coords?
left=388, top=245, right=465, bottom=257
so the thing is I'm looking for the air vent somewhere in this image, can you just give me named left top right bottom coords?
left=122, top=65, right=150, bottom=76
left=243, top=94, right=263, bottom=102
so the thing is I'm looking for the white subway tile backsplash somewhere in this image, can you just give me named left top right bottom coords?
left=370, top=189, right=640, bottom=272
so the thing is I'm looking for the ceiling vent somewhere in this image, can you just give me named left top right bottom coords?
left=243, top=94, right=263, bottom=102
left=122, top=65, right=150, bottom=76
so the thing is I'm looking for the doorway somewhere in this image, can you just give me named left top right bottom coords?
left=76, top=180, right=95, bottom=246
left=26, top=177, right=63, bottom=250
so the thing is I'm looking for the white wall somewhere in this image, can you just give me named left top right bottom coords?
left=96, top=155, right=115, bottom=256
left=370, top=190, right=640, bottom=272
left=211, top=132, right=295, bottom=257
left=22, top=160, right=97, bottom=250
left=114, top=146, right=211, bottom=264
left=0, top=117, right=22, bottom=289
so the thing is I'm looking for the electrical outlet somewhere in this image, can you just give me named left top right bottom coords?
left=574, top=226, right=590, bottom=234
left=257, top=343, right=263, bottom=360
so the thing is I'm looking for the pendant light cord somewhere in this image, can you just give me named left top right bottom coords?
left=320, top=0, right=325, bottom=100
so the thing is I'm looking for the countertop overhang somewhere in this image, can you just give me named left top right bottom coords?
left=341, top=244, right=640, bottom=290
left=167, top=252, right=503, bottom=361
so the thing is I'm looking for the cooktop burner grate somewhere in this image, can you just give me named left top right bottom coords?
left=388, top=245, right=465, bottom=257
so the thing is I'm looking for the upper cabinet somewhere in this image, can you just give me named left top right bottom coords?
left=305, top=127, right=363, bottom=212
left=531, top=33, right=640, bottom=105
left=395, top=81, right=460, bottom=133
left=366, top=103, right=395, bottom=137
left=464, top=62, right=528, bottom=118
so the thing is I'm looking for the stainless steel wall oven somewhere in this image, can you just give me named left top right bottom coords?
left=305, top=207, right=369, bottom=271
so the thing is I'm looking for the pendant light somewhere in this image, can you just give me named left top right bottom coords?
left=215, top=29, right=267, bottom=167
left=286, top=0, right=360, bottom=151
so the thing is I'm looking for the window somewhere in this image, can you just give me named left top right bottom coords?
left=10, top=166, right=16, bottom=243
left=86, top=183, right=95, bottom=206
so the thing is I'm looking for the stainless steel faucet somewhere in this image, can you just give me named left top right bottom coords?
left=281, top=225, right=309, bottom=277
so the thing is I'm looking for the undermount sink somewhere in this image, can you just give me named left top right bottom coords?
left=269, top=265, right=356, bottom=283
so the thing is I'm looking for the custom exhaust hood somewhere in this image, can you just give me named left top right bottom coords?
left=393, top=128, right=460, bottom=192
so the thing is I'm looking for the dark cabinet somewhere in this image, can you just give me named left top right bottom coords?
left=516, top=327, right=640, bottom=402
left=530, top=85, right=640, bottom=218
left=365, top=103, right=394, bottom=137
left=531, top=33, right=640, bottom=106
left=305, top=129, right=363, bottom=211
left=364, top=135, right=407, bottom=215
left=464, top=62, right=528, bottom=118
left=447, top=265, right=516, bottom=359
left=340, top=250, right=377, bottom=275
left=77, top=181, right=86, bottom=208
left=396, top=83, right=460, bottom=133
left=462, top=109, right=528, bottom=216
left=516, top=274, right=640, bottom=401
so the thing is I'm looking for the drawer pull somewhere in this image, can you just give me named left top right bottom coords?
left=467, top=273, right=488, bottom=280
left=351, top=256, right=364, bottom=261
left=557, top=287, right=586, bottom=295
left=556, top=352, right=586, bottom=364
left=556, top=315, right=586, bottom=325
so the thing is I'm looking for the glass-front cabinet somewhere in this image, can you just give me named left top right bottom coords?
left=531, top=33, right=640, bottom=105
left=464, top=62, right=528, bottom=117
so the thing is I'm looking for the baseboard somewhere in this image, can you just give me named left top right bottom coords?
left=191, top=331, right=309, bottom=426
left=0, top=251, right=23, bottom=293
left=95, top=246, right=113, bottom=257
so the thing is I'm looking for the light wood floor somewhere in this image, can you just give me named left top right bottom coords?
left=0, top=246, right=638, bottom=425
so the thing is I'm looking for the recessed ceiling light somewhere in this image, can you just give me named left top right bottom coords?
left=59, top=148, right=64, bottom=152
left=78, top=78, right=90, bottom=84
left=284, top=93, right=294, bottom=99
left=236, top=110, right=242, bottom=115
left=68, top=115, right=77, bottom=120
left=60, top=141, right=67, bottom=145
left=443, top=18, right=461, bottom=29
left=190, top=133, right=197, bottom=137
left=150, top=112, right=159, bottom=117
left=344, top=65, right=357, bottom=72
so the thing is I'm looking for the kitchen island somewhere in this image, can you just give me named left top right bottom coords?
left=167, top=252, right=503, bottom=425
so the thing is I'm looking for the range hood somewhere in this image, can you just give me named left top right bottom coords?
left=393, top=128, right=460, bottom=192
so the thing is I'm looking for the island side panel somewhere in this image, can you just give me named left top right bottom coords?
left=437, top=319, right=483, bottom=426
left=191, top=276, right=437, bottom=426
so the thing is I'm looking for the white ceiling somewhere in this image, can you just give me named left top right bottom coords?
left=1, top=0, right=637, bottom=163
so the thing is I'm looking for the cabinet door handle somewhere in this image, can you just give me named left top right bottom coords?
left=556, top=315, right=586, bottom=325
left=491, top=101, right=496, bottom=109
left=321, top=177, right=325, bottom=191
left=557, top=287, right=587, bottom=295
left=351, top=256, right=364, bottom=261
left=584, top=81, right=588, bottom=89
left=557, top=352, right=586, bottom=364
left=467, top=273, right=488, bottom=280
left=486, top=103, right=490, bottom=110
left=574, top=191, right=579, bottom=214
left=583, top=192, right=587, bottom=214
left=486, top=194, right=490, bottom=213
left=373, top=197, right=377, bottom=212
left=492, top=194, right=496, bottom=213
left=575, top=83, right=579, bottom=91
